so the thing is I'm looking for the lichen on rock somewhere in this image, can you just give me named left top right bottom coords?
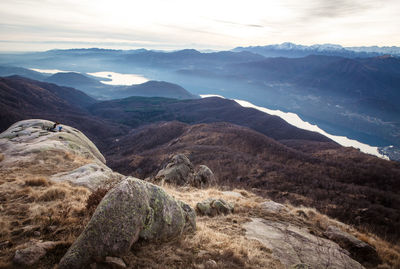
left=58, top=177, right=196, bottom=269
left=196, top=198, right=234, bottom=216
left=155, top=154, right=217, bottom=188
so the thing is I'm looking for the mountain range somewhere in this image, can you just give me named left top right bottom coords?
left=0, top=67, right=197, bottom=100
left=233, top=42, right=400, bottom=58
left=1, top=47, right=398, bottom=150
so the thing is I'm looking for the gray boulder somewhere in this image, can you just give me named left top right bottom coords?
left=192, top=165, right=217, bottom=187
left=13, top=241, right=61, bottom=266
left=324, top=226, right=381, bottom=267
left=196, top=198, right=234, bottom=216
left=155, top=154, right=217, bottom=188
left=260, top=200, right=288, bottom=214
left=59, top=177, right=196, bottom=269
left=155, top=154, right=194, bottom=185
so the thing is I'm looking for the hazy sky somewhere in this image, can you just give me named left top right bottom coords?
left=0, top=0, right=399, bottom=51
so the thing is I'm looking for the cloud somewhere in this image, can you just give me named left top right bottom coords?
left=300, top=0, right=380, bottom=19
left=214, top=20, right=264, bottom=28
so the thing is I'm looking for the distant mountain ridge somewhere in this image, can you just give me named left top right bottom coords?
left=0, top=66, right=198, bottom=100
left=233, top=42, right=400, bottom=58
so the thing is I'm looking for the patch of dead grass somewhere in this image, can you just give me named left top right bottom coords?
left=25, top=177, right=49, bottom=187
left=37, top=187, right=67, bottom=201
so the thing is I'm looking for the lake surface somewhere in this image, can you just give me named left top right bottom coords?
left=30, top=68, right=149, bottom=86
left=200, top=94, right=389, bottom=160
left=87, top=71, right=149, bottom=85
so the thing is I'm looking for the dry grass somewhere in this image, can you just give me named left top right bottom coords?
left=122, top=185, right=283, bottom=269
left=0, top=153, right=4, bottom=163
left=25, top=177, right=49, bottom=187
left=288, top=206, right=400, bottom=269
left=1, top=162, right=399, bottom=269
left=37, top=187, right=67, bottom=201
left=0, top=150, right=92, bottom=268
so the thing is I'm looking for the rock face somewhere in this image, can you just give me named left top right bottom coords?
left=196, top=198, right=234, bottom=216
left=260, top=200, right=288, bottom=214
left=51, top=163, right=123, bottom=191
left=324, top=226, right=381, bottom=267
left=155, top=154, right=216, bottom=187
left=244, top=218, right=365, bottom=269
left=0, top=119, right=123, bottom=190
left=193, top=165, right=217, bottom=187
left=13, top=241, right=61, bottom=266
left=155, top=154, right=194, bottom=185
left=59, top=177, right=196, bottom=269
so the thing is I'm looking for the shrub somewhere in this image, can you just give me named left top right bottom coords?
left=86, top=188, right=109, bottom=214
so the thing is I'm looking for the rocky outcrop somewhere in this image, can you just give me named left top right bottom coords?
left=155, top=154, right=194, bottom=185
left=51, top=163, right=124, bottom=191
left=260, top=200, right=288, bottom=214
left=196, top=198, right=234, bottom=216
left=13, top=240, right=62, bottom=266
left=244, top=218, right=365, bottom=269
left=324, top=226, right=381, bottom=267
left=193, top=165, right=217, bottom=187
left=0, top=119, right=123, bottom=190
left=155, top=154, right=216, bottom=187
left=59, top=177, right=196, bottom=269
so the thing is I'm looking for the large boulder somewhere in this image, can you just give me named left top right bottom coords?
left=155, top=154, right=217, bottom=187
left=323, top=226, right=381, bottom=267
left=0, top=119, right=123, bottom=190
left=196, top=198, right=234, bottom=216
left=192, top=165, right=217, bottom=187
left=50, top=163, right=124, bottom=191
left=155, top=154, right=194, bottom=185
left=59, top=177, right=196, bottom=269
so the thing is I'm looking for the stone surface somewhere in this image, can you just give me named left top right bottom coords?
left=105, top=256, right=127, bottom=268
left=0, top=119, right=105, bottom=165
left=155, top=154, right=217, bottom=188
left=260, top=200, right=288, bottom=214
left=221, top=191, right=243, bottom=198
left=244, top=218, right=365, bottom=269
left=0, top=119, right=123, bottom=190
left=196, top=198, right=234, bottom=216
left=192, top=165, right=217, bottom=187
left=155, top=154, right=194, bottom=185
left=13, top=241, right=60, bottom=266
left=324, top=225, right=381, bottom=267
left=59, top=177, right=196, bottom=269
left=205, top=259, right=218, bottom=269
left=51, top=163, right=124, bottom=191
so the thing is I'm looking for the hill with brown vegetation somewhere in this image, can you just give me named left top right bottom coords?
left=0, top=119, right=399, bottom=268
left=103, top=121, right=400, bottom=244
left=0, top=76, right=129, bottom=149
left=1, top=76, right=400, bottom=263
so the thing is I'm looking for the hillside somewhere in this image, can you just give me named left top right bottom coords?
left=45, top=72, right=104, bottom=88
left=0, top=119, right=399, bottom=268
left=1, top=76, right=400, bottom=245
left=88, top=96, right=331, bottom=142
left=114, top=81, right=198, bottom=99
left=103, top=121, right=400, bottom=243
left=0, top=76, right=128, bottom=149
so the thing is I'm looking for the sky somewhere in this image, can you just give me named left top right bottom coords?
left=0, top=0, right=399, bottom=51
